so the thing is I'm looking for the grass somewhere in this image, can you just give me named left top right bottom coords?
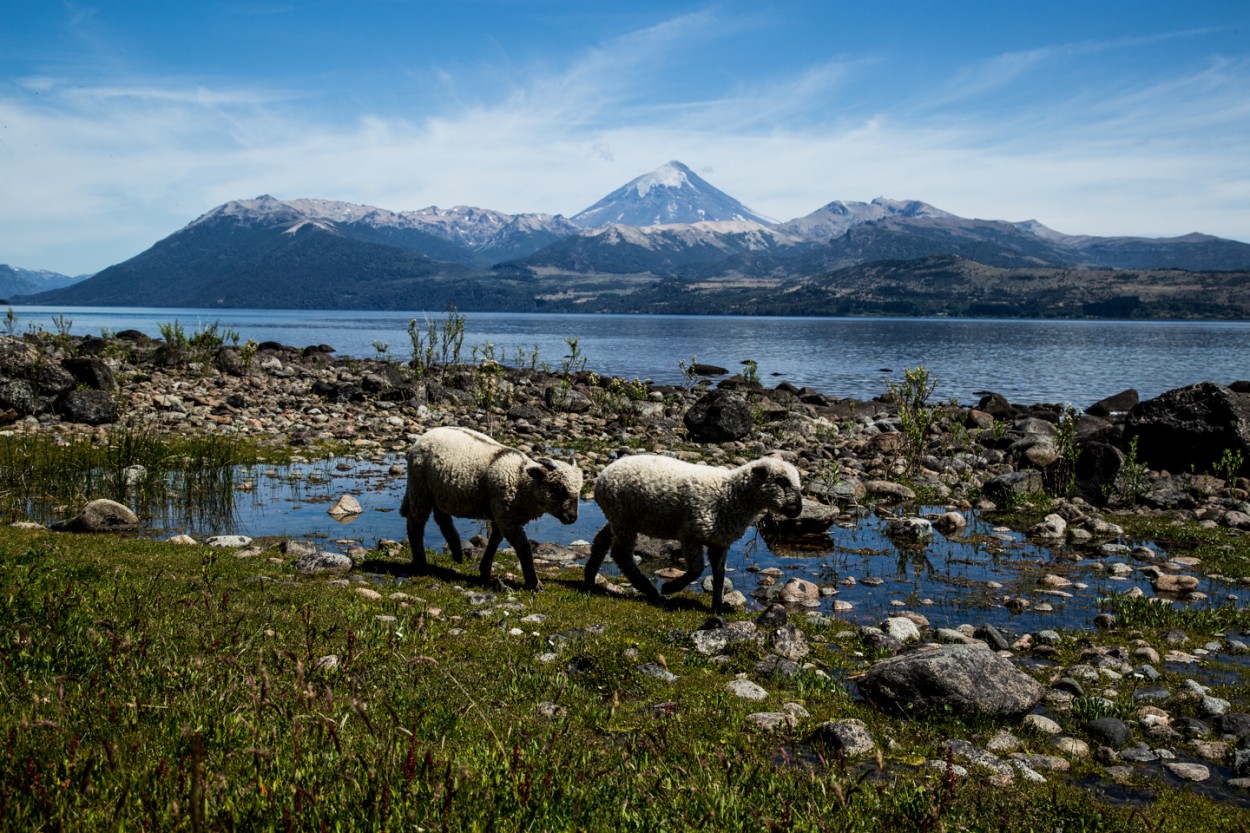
left=0, top=428, right=287, bottom=530
left=2, top=529, right=1249, bottom=830
left=1101, top=592, right=1250, bottom=633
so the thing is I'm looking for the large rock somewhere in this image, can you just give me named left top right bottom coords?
left=683, top=390, right=752, bottom=442
left=1086, top=389, right=1139, bottom=418
left=61, top=356, right=116, bottom=390
left=0, top=379, right=37, bottom=417
left=53, top=499, right=139, bottom=533
left=1125, top=382, right=1250, bottom=476
left=1073, top=441, right=1124, bottom=506
left=758, top=499, right=837, bottom=537
left=857, top=644, right=1044, bottom=718
left=981, top=470, right=1044, bottom=503
left=57, top=389, right=119, bottom=425
left=0, top=336, right=76, bottom=397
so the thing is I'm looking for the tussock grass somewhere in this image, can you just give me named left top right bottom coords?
left=0, top=528, right=1246, bottom=831
left=0, top=429, right=277, bottom=529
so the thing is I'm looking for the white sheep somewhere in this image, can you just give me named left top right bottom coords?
left=584, top=454, right=803, bottom=609
left=400, top=426, right=583, bottom=589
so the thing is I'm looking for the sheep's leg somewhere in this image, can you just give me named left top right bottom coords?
left=609, top=529, right=664, bottom=603
left=433, top=509, right=464, bottom=563
left=504, top=530, right=543, bottom=591
left=660, top=540, right=705, bottom=596
left=706, top=545, right=729, bottom=611
left=584, top=524, right=614, bottom=588
left=478, top=524, right=504, bottom=584
left=403, top=495, right=432, bottom=570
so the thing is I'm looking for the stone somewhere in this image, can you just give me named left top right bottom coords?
left=328, top=494, right=363, bottom=518
left=61, top=356, right=116, bottom=390
left=1073, top=442, right=1125, bottom=506
left=637, top=663, right=677, bottom=682
left=856, top=644, right=1044, bottom=718
left=932, top=511, right=967, bottom=534
left=683, top=390, right=752, bottom=442
left=981, top=470, right=1044, bottom=502
left=1053, top=736, right=1090, bottom=757
left=1125, top=382, right=1250, bottom=476
left=1020, top=710, right=1060, bottom=730
left=291, top=552, right=353, bottom=575
left=769, top=624, right=810, bottom=661
left=54, top=498, right=138, bottom=533
left=881, top=616, right=921, bottom=644
left=1084, top=718, right=1133, bottom=748
left=806, top=719, right=877, bottom=757
left=758, top=499, right=838, bottom=537
left=778, top=578, right=821, bottom=605
left=1086, top=389, right=1139, bottom=418
left=1152, top=573, right=1200, bottom=594
left=1030, top=514, right=1067, bottom=540
left=756, top=603, right=789, bottom=628
left=883, top=517, right=934, bottom=546
left=57, top=389, right=119, bottom=425
left=726, top=678, right=769, bottom=701
left=1164, top=762, right=1210, bottom=782
left=746, top=712, right=797, bottom=731
left=206, top=535, right=253, bottom=548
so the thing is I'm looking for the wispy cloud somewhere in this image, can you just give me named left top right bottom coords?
left=0, top=11, right=1247, bottom=274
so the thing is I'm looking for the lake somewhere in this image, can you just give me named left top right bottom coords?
left=9, top=305, right=1250, bottom=407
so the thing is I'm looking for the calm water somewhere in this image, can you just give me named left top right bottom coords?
left=10, top=305, right=1250, bottom=407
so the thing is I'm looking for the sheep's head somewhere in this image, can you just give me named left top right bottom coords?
left=751, top=457, right=803, bottom=518
left=527, top=457, right=583, bottom=524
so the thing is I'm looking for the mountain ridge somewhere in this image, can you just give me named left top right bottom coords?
left=13, top=160, right=1250, bottom=316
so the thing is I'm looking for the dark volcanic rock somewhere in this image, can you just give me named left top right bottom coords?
left=1085, top=717, right=1133, bottom=748
left=1086, top=388, right=1139, bottom=418
left=1125, top=382, right=1250, bottom=476
left=62, top=356, right=116, bottom=390
left=683, top=389, right=752, bottom=442
left=857, top=644, right=1043, bottom=718
left=0, top=379, right=37, bottom=417
left=1073, top=441, right=1124, bottom=506
left=57, top=389, right=119, bottom=425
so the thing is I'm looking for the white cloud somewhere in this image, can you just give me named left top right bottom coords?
left=1, top=13, right=1247, bottom=275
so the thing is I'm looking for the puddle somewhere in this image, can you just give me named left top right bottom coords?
left=120, top=453, right=1247, bottom=636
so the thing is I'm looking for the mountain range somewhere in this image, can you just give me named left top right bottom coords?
left=11, top=160, right=1250, bottom=317
left=0, top=264, right=85, bottom=299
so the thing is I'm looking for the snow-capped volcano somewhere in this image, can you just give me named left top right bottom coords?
left=775, top=197, right=955, bottom=241
left=571, top=161, right=775, bottom=228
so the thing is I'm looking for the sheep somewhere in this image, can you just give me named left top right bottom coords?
left=400, top=426, right=582, bottom=589
left=584, top=454, right=803, bottom=610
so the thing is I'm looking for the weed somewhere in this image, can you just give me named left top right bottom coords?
left=888, top=366, right=938, bottom=476
left=1214, top=447, right=1245, bottom=488
left=1110, top=435, right=1150, bottom=507
left=1047, top=406, right=1081, bottom=498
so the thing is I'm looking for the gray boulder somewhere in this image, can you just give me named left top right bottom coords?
left=1125, top=382, right=1250, bottom=476
left=54, top=498, right=139, bottom=533
left=806, top=719, right=877, bottom=757
left=758, top=498, right=837, bottom=537
left=981, top=470, right=1044, bottom=503
left=857, top=644, right=1043, bottom=718
left=683, top=390, right=752, bottom=442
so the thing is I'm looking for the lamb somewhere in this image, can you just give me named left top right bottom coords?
left=584, top=454, right=803, bottom=610
left=400, top=426, right=582, bottom=590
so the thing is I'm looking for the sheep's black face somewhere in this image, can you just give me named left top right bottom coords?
left=530, top=459, right=583, bottom=525
left=755, top=460, right=803, bottom=518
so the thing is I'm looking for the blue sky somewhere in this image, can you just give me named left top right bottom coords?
left=2, top=0, right=1248, bottom=275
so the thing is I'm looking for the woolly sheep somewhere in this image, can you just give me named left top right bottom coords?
left=584, top=454, right=803, bottom=609
left=400, top=426, right=583, bottom=589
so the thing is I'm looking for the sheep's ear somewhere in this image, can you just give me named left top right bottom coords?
left=751, top=463, right=769, bottom=480
left=527, top=463, right=549, bottom=481
left=568, top=453, right=578, bottom=468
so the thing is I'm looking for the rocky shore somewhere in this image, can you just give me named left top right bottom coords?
left=7, top=328, right=1250, bottom=800
left=3, top=329, right=1250, bottom=532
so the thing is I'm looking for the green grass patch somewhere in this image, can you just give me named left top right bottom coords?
left=1101, top=592, right=1250, bottom=634
left=1, top=527, right=1248, bottom=830
left=1114, top=514, right=1250, bottom=579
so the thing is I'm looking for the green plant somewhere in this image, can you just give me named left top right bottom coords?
left=1214, top=447, right=1245, bottom=488
left=239, top=338, right=259, bottom=368
left=1048, top=406, right=1081, bottom=498
left=3, top=307, right=15, bottom=338
left=408, top=302, right=466, bottom=379
left=1112, top=435, right=1150, bottom=506
left=50, top=313, right=74, bottom=352
left=561, top=336, right=587, bottom=376
left=888, top=366, right=938, bottom=476
left=742, top=359, right=760, bottom=386
left=677, top=355, right=700, bottom=392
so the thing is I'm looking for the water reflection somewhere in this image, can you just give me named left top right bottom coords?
left=116, top=454, right=1240, bottom=635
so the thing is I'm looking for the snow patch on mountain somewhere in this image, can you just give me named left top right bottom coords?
left=572, top=161, right=775, bottom=229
